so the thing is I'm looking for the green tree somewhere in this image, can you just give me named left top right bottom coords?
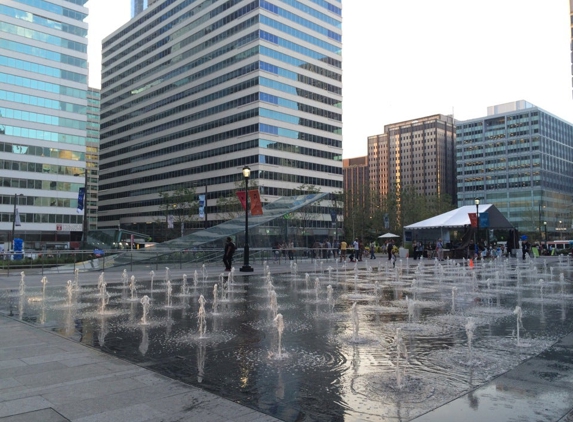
left=156, top=187, right=198, bottom=239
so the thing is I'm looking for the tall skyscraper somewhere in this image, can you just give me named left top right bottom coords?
left=0, top=0, right=89, bottom=250
left=368, top=114, right=457, bottom=200
left=456, top=100, right=573, bottom=234
left=99, top=0, right=343, bottom=241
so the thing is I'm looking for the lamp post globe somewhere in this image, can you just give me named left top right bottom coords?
left=240, top=165, right=253, bottom=272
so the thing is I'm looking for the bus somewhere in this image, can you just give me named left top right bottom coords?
left=544, top=240, right=573, bottom=254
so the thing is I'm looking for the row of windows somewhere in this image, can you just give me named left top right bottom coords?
left=104, top=0, right=221, bottom=60
left=100, top=122, right=256, bottom=162
left=103, top=93, right=260, bottom=137
left=259, top=58, right=341, bottom=89
left=103, top=50, right=258, bottom=112
left=0, top=4, right=87, bottom=37
left=0, top=90, right=86, bottom=114
left=101, top=137, right=339, bottom=184
left=102, top=77, right=259, bottom=129
left=260, top=92, right=341, bottom=120
left=260, top=15, right=340, bottom=54
left=261, top=154, right=341, bottom=174
left=0, top=55, right=86, bottom=84
left=0, top=21, right=86, bottom=54
left=307, top=0, right=341, bottom=16
left=0, top=211, right=82, bottom=224
left=260, top=138, right=341, bottom=160
left=260, top=77, right=341, bottom=107
left=0, top=141, right=83, bottom=160
left=100, top=153, right=257, bottom=192
left=103, top=1, right=257, bottom=80
left=259, top=175, right=342, bottom=190
left=1, top=176, right=82, bottom=192
left=260, top=107, right=342, bottom=134
left=103, top=24, right=261, bottom=97
left=260, top=2, right=340, bottom=42
left=260, top=30, right=341, bottom=67
left=271, top=0, right=341, bottom=29
left=0, top=107, right=86, bottom=131
left=1, top=124, right=86, bottom=146
left=0, top=72, right=87, bottom=100
left=15, top=0, right=87, bottom=21
left=1, top=160, right=84, bottom=177
left=114, top=0, right=239, bottom=64
left=260, top=123, right=341, bottom=148
left=103, top=78, right=340, bottom=135
left=0, top=39, right=86, bottom=69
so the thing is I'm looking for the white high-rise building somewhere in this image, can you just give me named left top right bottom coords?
left=99, top=0, right=343, bottom=242
left=0, top=0, right=89, bottom=250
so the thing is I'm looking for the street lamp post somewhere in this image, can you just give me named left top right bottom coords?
left=240, top=166, right=253, bottom=272
left=543, top=221, right=547, bottom=251
left=475, top=198, right=480, bottom=259
left=11, top=193, right=24, bottom=252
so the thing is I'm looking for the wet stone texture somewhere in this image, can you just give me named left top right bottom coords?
left=1, top=258, right=573, bottom=421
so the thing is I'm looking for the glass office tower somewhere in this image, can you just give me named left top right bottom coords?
left=98, top=0, right=343, bottom=241
left=456, top=100, right=573, bottom=235
left=0, top=0, right=89, bottom=250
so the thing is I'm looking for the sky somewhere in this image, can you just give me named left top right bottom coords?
left=86, top=0, right=573, bottom=159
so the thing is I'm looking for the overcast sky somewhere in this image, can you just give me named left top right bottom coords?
left=86, top=0, right=573, bottom=159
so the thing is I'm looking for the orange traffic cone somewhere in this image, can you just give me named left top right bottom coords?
left=469, top=259, right=474, bottom=268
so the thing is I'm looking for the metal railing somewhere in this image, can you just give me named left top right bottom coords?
left=0, top=247, right=336, bottom=276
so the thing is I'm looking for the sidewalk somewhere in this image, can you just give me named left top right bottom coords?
left=0, top=315, right=281, bottom=422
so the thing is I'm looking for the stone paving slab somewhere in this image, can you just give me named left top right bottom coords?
left=0, top=408, right=69, bottom=422
left=413, top=332, right=573, bottom=422
left=0, top=316, right=282, bottom=422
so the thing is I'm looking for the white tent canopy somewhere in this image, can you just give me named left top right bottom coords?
left=378, top=233, right=400, bottom=238
left=404, top=204, right=514, bottom=230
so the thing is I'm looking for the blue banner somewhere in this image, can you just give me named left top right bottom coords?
left=479, top=212, right=489, bottom=228
left=198, top=194, right=205, bottom=218
left=77, top=187, right=85, bottom=212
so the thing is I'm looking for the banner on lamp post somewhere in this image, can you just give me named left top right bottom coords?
left=77, top=187, right=85, bottom=212
left=468, top=213, right=477, bottom=227
left=14, top=209, right=21, bottom=226
left=236, top=191, right=247, bottom=211
left=167, top=214, right=174, bottom=229
left=198, top=194, right=205, bottom=218
left=248, top=189, right=263, bottom=216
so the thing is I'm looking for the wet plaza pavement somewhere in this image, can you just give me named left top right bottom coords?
left=0, top=257, right=572, bottom=421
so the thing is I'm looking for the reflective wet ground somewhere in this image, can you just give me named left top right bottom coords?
left=1, top=258, right=573, bottom=421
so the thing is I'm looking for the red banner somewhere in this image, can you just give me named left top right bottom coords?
left=236, top=191, right=247, bottom=211
left=249, top=189, right=263, bottom=216
left=468, top=213, right=477, bottom=228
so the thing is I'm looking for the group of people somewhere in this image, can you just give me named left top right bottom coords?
left=273, top=241, right=295, bottom=261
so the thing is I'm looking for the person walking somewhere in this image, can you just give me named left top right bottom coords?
left=353, top=239, right=360, bottom=262
left=340, top=239, right=347, bottom=262
left=387, top=240, right=393, bottom=260
left=223, top=237, right=236, bottom=271
left=436, top=238, right=444, bottom=261
left=370, top=241, right=376, bottom=259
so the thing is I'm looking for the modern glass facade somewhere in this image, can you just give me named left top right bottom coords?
left=98, top=0, right=343, bottom=241
left=456, top=100, right=573, bottom=235
left=0, top=0, right=89, bottom=250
